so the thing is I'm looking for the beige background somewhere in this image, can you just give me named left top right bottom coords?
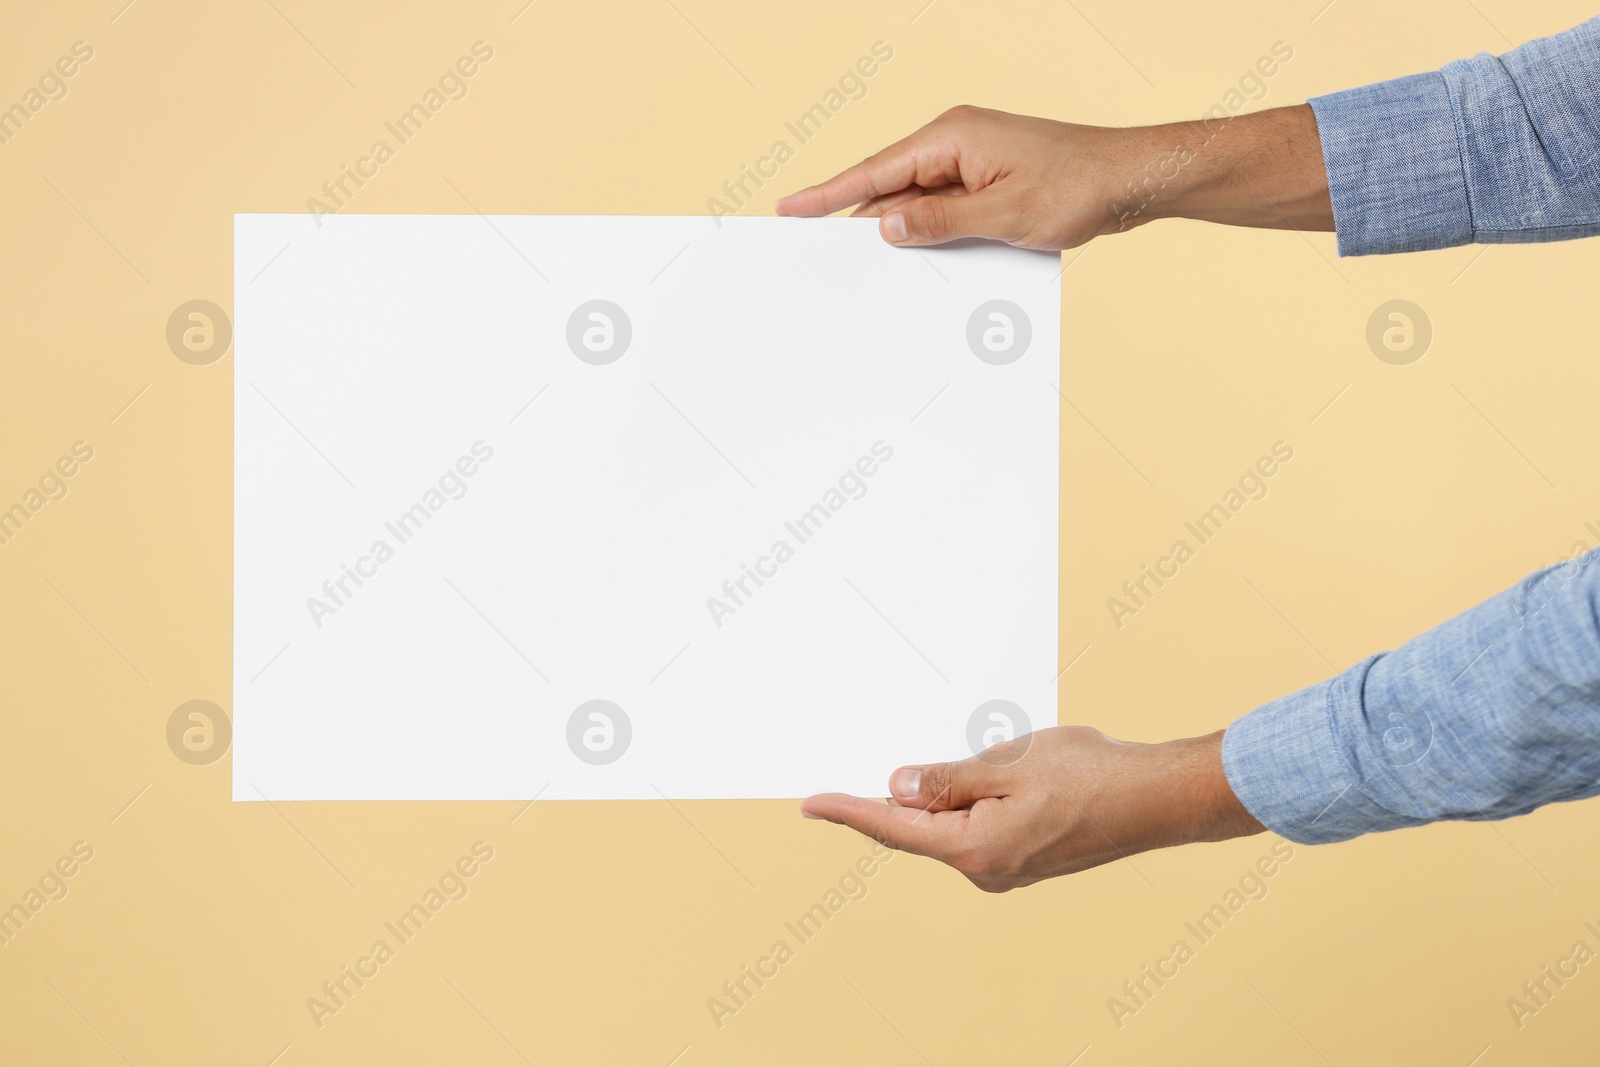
left=3, top=0, right=1599, bottom=1063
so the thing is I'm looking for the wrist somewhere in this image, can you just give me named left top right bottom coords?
left=1175, top=730, right=1266, bottom=843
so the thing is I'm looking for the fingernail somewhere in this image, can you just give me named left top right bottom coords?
left=889, top=768, right=921, bottom=799
left=801, top=809, right=824, bottom=820
left=883, top=212, right=907, bottom=243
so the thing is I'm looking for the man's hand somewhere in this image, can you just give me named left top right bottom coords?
left=775, top=104, right=1333, bottom=251
left=800, top=726, right=1265, bottom=892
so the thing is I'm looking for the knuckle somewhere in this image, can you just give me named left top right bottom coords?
left=952, top=843, right=997, bottom=878
left=952, top=839, right=1027, bottom=891
left=977, top=734, right=1024, bottom=766
left=960, top=855, right=1015, bottom=893
left=920, top=762, right=955, bottom=804
left=852, top=162, right=882, bottom=194
left=947, top=845, right=980, bottom=876
left=910, top=197, right=950, bottom=241
left=940, top=103, right=979, bottom=123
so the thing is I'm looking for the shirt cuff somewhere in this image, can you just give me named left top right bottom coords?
left=1308, top=71, right=1475, bottom=256
left=1221, top=656, right=1428, bottom=844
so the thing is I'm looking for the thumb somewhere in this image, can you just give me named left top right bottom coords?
left=879, top=189, right=1017, bottom=247
left=889, top=756, right=1009, bottom=813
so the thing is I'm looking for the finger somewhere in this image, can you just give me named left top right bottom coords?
left=850, top=183, right=968, bottom=218
left=849, top=186, right=925, bottom=217
left=879, top=188, right=1018, bottom=247
left=887, top=754, right=1011, bottom=813
left=775, top=126, right=959, bottom=217
left=800, top=793, right=963, bottom=860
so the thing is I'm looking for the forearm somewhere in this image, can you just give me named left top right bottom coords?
left=1124, top=105, right=1334, bottom=234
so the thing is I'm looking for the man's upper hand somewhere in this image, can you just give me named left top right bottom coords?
left=774, top=103, right=1333, bottom=250
left=775, top=105, right=1134, bottom=251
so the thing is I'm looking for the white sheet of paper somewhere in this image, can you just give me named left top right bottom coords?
left=233, top=213, right=1059, bottom=801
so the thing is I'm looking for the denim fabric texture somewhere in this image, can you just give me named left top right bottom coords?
left=1307, top=16, right=1600, bottom=255
left=1225, top=549, right=1600, bottom=843
left=1222, top=18, right=1600, bottom=842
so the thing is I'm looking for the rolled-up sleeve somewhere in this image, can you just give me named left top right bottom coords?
left=1309, top=15, right=1600, bottom=255
left=1223, top=548, right=1600, bottom=844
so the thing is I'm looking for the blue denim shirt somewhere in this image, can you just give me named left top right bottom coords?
left=1221, top=17, right=1600, bottom=843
